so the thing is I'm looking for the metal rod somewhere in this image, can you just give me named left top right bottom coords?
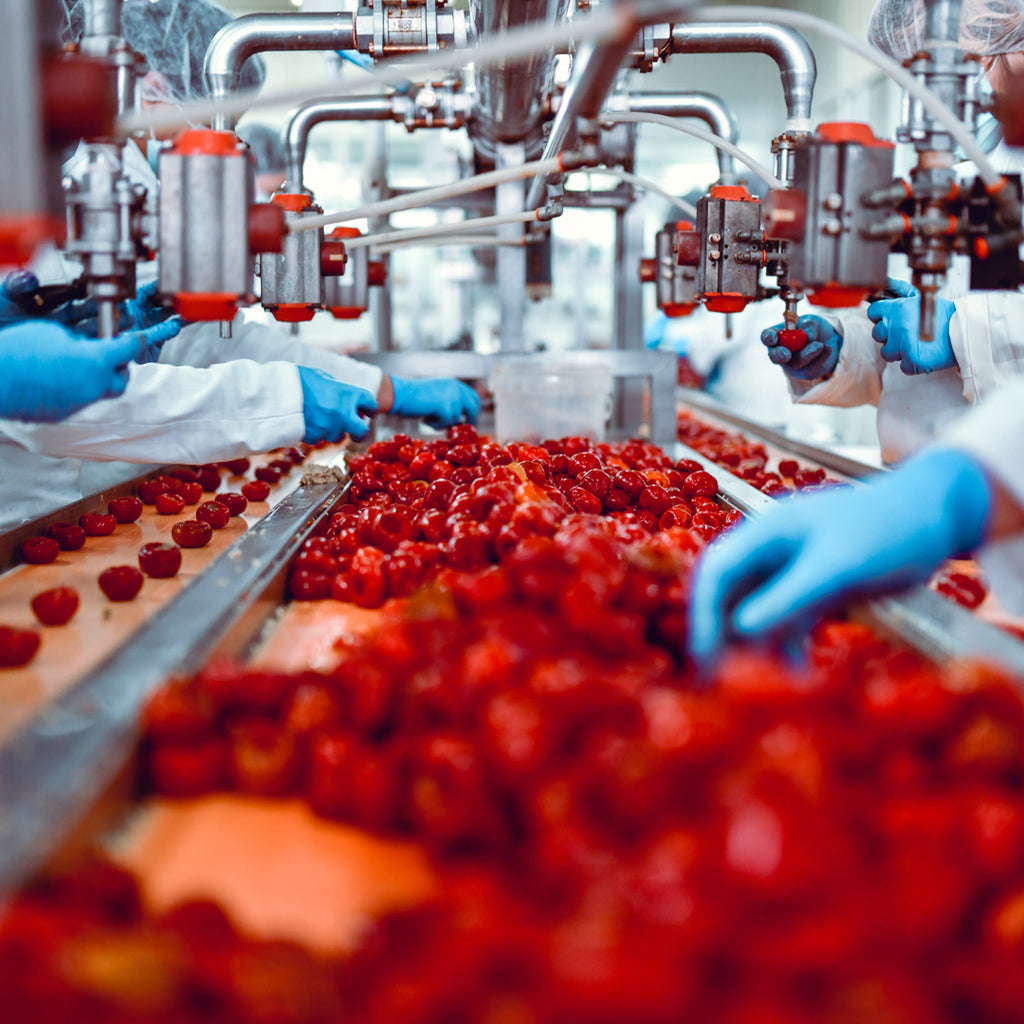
left=204, top=13, right=357, bottom=131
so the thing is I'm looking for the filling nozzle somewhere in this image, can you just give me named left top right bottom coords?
left=913, top=271, right=944, bottom=342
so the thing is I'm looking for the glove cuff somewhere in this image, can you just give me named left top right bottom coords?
left=389, top=374, right=412, bottom=416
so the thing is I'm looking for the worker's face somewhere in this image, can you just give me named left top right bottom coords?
left=985, top=51, right=1024, bottom=146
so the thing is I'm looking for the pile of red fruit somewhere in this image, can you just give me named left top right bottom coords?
left=289, top=426, right=737, bottom=605
left=677, top=409, right=843, bottom=497
left=5, top=416, right=1024, bottom=1020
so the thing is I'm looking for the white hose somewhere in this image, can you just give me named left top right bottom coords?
left=600, top=111, right=786, bottom=191
left=572, top=167, right=698, bottom=218
left=689, top=6, right=1002, bottom=188
left=290, top=157, right=564, bottom=234
left=371, top=234, right=527, bottom=254
left=342, top=210, right=543, bottom=250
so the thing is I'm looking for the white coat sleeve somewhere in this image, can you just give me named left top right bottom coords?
left=948, top=291, right=1024, bottom=405
left=941, top=380, right=1024, bottom=614
left=785, top=308, right=886, bottom=409
left=159, top=319, right=384, bottom=397
left=0, top=360, right=306, bottom=465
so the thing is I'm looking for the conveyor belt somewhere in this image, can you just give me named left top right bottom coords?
left=681, top=388, right=883, bottom=480
left=0, top=468, right=350, bottom=899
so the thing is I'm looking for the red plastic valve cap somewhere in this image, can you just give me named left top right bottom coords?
left=173, top=128, right=243, bottom=156
left=249, top=203, right=286, bottom=254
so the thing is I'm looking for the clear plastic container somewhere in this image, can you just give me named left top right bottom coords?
left=489, top=355, right=614, bottom=444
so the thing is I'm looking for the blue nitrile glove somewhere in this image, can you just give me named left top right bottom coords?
left=59, top=280, right=177, bottom=338
left=0, top=320, right=144, bottom=421
left=688, top=447, right=992, bottom=666
left=390, top=375, right=481, bottom=429
left=298, top=366, right=378, bottom=443
left=135, top=316, right=183, bottom=363
left=760, top=314, right=842, bottom=381
left=867, top=277, right=956, bottom=375
left=121, top=281, right=175, bottom=331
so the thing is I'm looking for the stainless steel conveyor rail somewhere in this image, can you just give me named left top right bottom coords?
left=0, top=470, right=350, bottom=900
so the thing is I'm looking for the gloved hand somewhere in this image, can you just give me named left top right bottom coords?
left=298, top=366, right=378, bottom=444
left=867, top=277, right=956, bottom=375
left=121, top=281, right=176, bottom=331
left=760, top=315, right=842, bottom=381
left=687, top=448, right=992, bottom=666
left=0, top=272, right=176, bottom=337
left=0, top=320, right=145, bottom=421
left=134, top=316, right=184, bottom=363
left=390, top=375, right=481, bottom=428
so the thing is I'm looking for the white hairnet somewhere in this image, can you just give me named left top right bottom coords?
left=60, top=0, right=265, bottom=102
left=869, top=0, right=1024, bottom=60
left=237, top=123, right=286, bottom=176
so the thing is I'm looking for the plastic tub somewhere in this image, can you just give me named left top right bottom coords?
left=489, top=355, right=614, bottom=444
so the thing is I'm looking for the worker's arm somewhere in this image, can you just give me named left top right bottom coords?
left=0, top=360, right=306, bottom=463
left=687, top=447, right=997, bottom=666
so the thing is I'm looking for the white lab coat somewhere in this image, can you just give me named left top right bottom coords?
left=786, top=142, right=1024, bottom=466
left=0, top=143, right=383, bottom=533
left=943, top=379, right=1024, bottom=613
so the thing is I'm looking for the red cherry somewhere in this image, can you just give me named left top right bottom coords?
left=222, top=458, right=251, bottom=475
left=682, top=470, right=718, bottom=499
left=778, top=327, right=808, bottom=351
left=568, top=486, right=603, bottom=515
left=567, top=452, right=601, bottom=478
left=196, top=501, right=230, bottom=530
left=217, top=492, right=248, bottom=516
left=255, top=465, right=282, bottom=485
left=22, top=536, right=60, bottom=564
left=30, top=586, right=80, bottom=626
left=198, top=467, right=222, bottom=491
left=79, top=512, right=117, bottom=536
left=47, top=522, right=86, bottom=551
left=108, top=496, right=144, bottom=523
left=98, top=565, right=144, bottom=602
left=242, top=480, right=271, bottom=502
left=289, top=569, right=333, bottom=601
left=148, top=737, right=227, bottom=797
left=154, top=492, right=186, bottom=516
left=138, top=479, right=172, bottom=504
left=794, top=467, right=826, bottom=488
left=138, top=542, right=183, bottom=579
left=169, top=468, right=199, bottom=484
left=777, top=459, right=800, bottom=479
left=268, top=458, right=293, bottom=475
left=171, top=520, right=213, bottom=549
left=0, top=625, right=41, bottom=667
left=578, top=468, right=612, bottom=500
left=177, top=481, right=203, bottom=505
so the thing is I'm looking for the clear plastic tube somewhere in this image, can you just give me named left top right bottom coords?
left=289, top=157, right=564, bottom=234
left=688, top=6, right=1002, bottom=187
left=600, top=111, right=785, bottom=190
left=342, top=210, right=542, bottom=250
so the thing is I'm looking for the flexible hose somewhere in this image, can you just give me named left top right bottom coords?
left=289, top=157, right=564, bottom=233
left=600, top=111, right=785, bottom=190
left=342, top=210, right=543, bottom=250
